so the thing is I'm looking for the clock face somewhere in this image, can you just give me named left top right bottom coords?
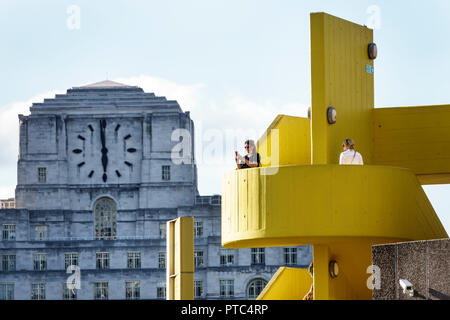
left=71, top=119, right=138, bottom=183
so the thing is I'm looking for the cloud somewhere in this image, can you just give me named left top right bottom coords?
left=213, top=93, right=308, bottom=131
left=115, top=74, right=308, bottom=135
left=114, top=75, right=206, bottom=111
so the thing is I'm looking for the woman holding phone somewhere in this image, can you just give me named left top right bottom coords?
left=235, top=140, right=261, bottom=169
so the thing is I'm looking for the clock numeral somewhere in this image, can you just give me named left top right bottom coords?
left=77, top=162, right=86, bottom=168
left=124, top=134, right=132, bottom=140
left=127, top=148, right=137, bottom=153
left=88, top=170, right=94, bottom=178
left=72, top=149, right=83, bottom=154
left=115, top=170, right=122, bottom=177
left=88, top=125, right=94, bottom=132
left=124, top=161, right=133, bottom=167
left=115, top=124, right=121, bottom=132
left=78, top=135, right=85, bottom=141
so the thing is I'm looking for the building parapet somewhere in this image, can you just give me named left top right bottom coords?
left=0, top=198, right=15, bottom=209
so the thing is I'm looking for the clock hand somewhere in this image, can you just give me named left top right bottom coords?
left=100, top=119, right=108, bottom=182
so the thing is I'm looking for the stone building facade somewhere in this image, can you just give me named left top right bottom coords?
left=0, top=80, right=312, bottom=300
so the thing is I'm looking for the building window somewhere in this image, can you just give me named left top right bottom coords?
left=0, top=199, right=15, bottom=209
left=194, top=250, right=205, bottom=268
left=156, top=281, right=166, bottom=299
left=159, top=222, right=166, bottom=239
left=194, top=280, right=204, bottom=298
left=194, top=221, right=203, bottom=238
left=162, top=166, right=171, bottom=181
left=64, top=253, right=79, bottom=269
left=38, top=167, right=47, bottom=183
left=96, top=252, right=110, bottom=270
left=94, top=282, right=108, bottom=300
left=247, top=279, right=268, bottom=300
left=2, top=254, right=16, bottom=272
left=33, top=253, right=47, bottom=271
left=251, top=248, right=265, bottom=265
left=2, top=224, right=16, bottom=241
left=158, top=252, right=166, bottom=269
left=220, top=249, right=235, bottom=266
left=127, top=252, right=141, bottom=269
left=125, top=281, right=140, bottom=300
left=220, top=280, right=234, bottom=298
left=283, top=248, right=297, bottom=265
left=31, top=283, right=46, bottom=300
left=94, top=197, right=117, bottom=240
left=62, top=282, right=77, bottom=300
left=0, top=283, right=14, bottom=300
left=34, top=225, right=48, bottom=241
left=211, top=195, right=221, bottom=206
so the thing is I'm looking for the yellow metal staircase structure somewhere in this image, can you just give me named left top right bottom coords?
left=221, top=12, right=449, bottom=300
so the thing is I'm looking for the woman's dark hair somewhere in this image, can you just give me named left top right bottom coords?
left=343, top=139, right=357, bottom=163
left=245, top=140, right=256, bottom=150
left=343, top=139, right=355, bottom=150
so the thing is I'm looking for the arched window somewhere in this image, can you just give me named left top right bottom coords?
left=94, top=197, right=117, bottom=240
left=247, top=278, right=268, bottom=300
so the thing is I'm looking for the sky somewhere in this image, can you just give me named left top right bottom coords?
left=0, top=0, right=449, bottom=233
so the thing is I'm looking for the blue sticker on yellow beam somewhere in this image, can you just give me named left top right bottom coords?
left=366, top=64, right=374, bottom=75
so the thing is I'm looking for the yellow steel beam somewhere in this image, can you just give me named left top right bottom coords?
left=166, top=217, right=194, bottom=300
left=257, top=267, right=313, bottom=300
left=313, top=245, right=330, bottom=300
left=311, top=12, right=374, bottom=165
left=257, top=115, right=311, bottom=167
left=373, top=105, right=450, bottom=184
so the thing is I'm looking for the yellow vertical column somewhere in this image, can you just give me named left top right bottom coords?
left=313, top=245, right=330, bottom=300
left=166, top=217, right=194, bottom=300
left=310, top=13, right=328, bottom=165
left=310, top=12, right=374, bottom=165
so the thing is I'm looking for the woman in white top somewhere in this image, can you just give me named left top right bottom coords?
left=339, top=139, right=364, bottom=165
